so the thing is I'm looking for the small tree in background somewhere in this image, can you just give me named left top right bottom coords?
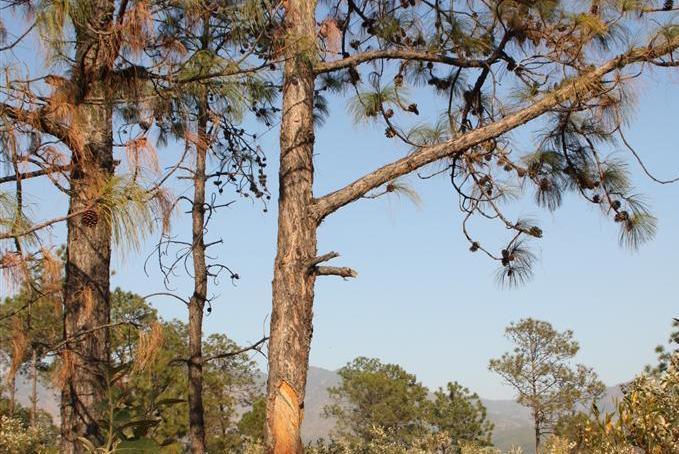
left=96, top=289, right=266, bottom=452
left=324, top=356, right=494, bottom=451
left=0, top=413, right=58, bottom=454
left=237, top=397, right=267, bottom=447
left=203, top=334, right=261, bottom=452
left=489, top=319, right=605, bottom=452
left=2, top=286, right=265, bottom=452
left=324, top=357, right=430, bottom=445
left=429, top=382, right=494, bottom=449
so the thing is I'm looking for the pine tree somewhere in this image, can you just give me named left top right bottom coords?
left=147, top=1, right=276, bottom=450
left=489, top=319, right=605, bottom=451
left=1, top=1, right=172, bottom=448
left=321, top=357, right=493, bottom=451
left=264, top=1, right=679, bottom=451
left=1, top=0, right=273, bottom=449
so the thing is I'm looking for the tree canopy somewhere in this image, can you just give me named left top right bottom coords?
left=324, top=357, right=494, bottom=451
left=489, top=318, right=605, bottom=451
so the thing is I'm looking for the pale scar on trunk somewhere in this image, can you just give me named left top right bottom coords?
left=272, top=380, right=303, bottom=454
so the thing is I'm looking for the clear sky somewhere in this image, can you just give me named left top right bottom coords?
left=2, top=16, right=678, bottom=400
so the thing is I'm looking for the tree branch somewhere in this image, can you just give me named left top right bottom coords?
left=313, top=49, right=490, bottom=75
left=0, top=207, right=92, bottom=241
left=0, top=165, right=70, bottom=185
left=0, top=22, right=36, bottom=51
left=314, top=266, right=358, bottom=278
left=0, top=103, right=76, bottom=150
left=203, top=336, right=269, bottom=362
left=311, top=38, right=679, bottom=220
left=306, top=251, right=340, bottom=268
left=43, top=321, right=140, bottom=354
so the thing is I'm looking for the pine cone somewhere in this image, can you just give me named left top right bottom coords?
left=528, top=226, right=543, bottom=238
left=348, top=67, right=360, bottom=85
left=664, top=0, right=673, bottom=11
left=614, top=211, right=629, bottom=223
left=81, top=209, right=99, bottom=228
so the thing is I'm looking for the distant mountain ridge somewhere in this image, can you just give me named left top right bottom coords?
left=7, top=365, right=623, bottom=454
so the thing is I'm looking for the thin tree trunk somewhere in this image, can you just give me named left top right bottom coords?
left=31, top=348, right=37, bottom=427
left=219, top=402, right=228, bottom=440
left=265, top=0, right=318, bottom=451
left=188, top=91, right=209, bottom=454
left=534, top=419, right=540, bottom=453
left=8, top=375, right=15, bottom=417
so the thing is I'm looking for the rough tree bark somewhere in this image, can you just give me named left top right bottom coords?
left=60, top=97, right=114, bottom=453
left=187, top=91, right=209, bottom=453
left=265, top=0, right=318, bottom=451
left=60, top=2, right=115, bottom=451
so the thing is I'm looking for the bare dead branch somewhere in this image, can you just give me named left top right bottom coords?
left=142, top=292, right=190, bottom=306
left=306, top=251, right=340, bottom=268
left=42, top=321, right=141, bottom=354
left=203, top=336, right=269, bottom=362
left=314, top=266, right=358, bottom=278
left=618, top=128, right=679, bottom=184
left=0, top=165, right=71, bottom=185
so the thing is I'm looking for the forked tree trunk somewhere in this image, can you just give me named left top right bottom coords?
left=187, top=93, right=209, bottom=453
left=265, top=0, right=318, bottom=451
left=60, top=98, right=114, bottom=453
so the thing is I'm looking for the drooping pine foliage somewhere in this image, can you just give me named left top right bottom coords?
left=310, top=0, right=679, bottom=285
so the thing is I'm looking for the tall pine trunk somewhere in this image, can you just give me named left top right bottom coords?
left=265, top=0, right=318, bottom=451
left=60, top=97, right=113, bottom=453
left=188, top=91, right=209, bottom=453
left=60, top=3, right=115, bottom=450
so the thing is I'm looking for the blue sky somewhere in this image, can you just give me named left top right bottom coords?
left=2, top=15, right=678, bottom=400
left=117, top=70, right=678, bottom=400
